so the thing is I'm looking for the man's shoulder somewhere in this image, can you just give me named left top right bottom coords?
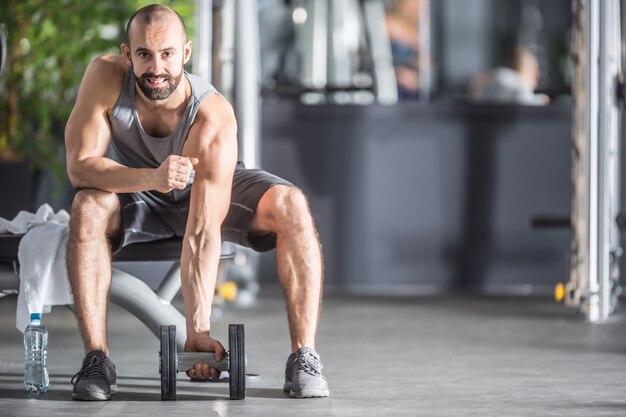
left=192, top=94, right=237, bottom=137
left=80, top=54, right=128, bottom=110
left=87, top=54, right=128, bottom=80
left=196, top=93, right=234, bottom=123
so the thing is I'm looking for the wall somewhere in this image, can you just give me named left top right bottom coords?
left=259, top=102, right=594, bottom=295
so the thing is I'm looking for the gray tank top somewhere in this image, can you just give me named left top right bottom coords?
left=107, top=67, right=217, bottom=202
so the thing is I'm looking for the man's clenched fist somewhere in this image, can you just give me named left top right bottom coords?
left=154, top=155, right=199, bottom=193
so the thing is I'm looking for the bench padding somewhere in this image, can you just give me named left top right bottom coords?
left=0, top=234, right=184, bottom=262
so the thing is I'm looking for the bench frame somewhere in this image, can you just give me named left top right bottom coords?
left=0, top=234, right=234, bottom=352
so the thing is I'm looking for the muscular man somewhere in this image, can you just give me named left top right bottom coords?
left=65, top=4, right=328, bottom=400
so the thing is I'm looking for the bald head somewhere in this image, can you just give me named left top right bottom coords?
left=121, top=4, right=192, bottom=102
left=125, top=4, right=187, bottom=47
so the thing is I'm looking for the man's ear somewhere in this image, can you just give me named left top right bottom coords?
left=121, top=43, right=132, bottom=65
left=183, top=40, right=192, bottom=65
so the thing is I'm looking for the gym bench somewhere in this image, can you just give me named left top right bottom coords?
left=0, top=233, right=234, bottom=352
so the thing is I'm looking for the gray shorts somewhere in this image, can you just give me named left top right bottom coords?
left=114, top=162, right=292, bottom=253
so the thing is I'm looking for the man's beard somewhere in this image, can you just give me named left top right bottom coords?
left=136, top=70, right=183, bottom=101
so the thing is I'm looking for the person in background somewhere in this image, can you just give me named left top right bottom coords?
left=469, top=46, right=549, bottom=105
left=386, top=0, right=422, bottom=100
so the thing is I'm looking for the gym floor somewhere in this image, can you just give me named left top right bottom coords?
left=0, top=292, right=625, bottom=417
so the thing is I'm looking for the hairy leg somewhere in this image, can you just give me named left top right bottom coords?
left=251, top=185, right=323, bottom=352
left=67, top=189, right=121, bottom=355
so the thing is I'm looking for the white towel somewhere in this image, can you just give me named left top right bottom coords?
left=0, top=204, right=73, bottom=332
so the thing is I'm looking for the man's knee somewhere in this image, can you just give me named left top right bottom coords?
left=264, top=185, right=312, bottom=230
left=70, top=189, right=121, bottom=235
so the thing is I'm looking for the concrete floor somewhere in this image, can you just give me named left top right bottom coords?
left=0, top=292, right=625, bottom=416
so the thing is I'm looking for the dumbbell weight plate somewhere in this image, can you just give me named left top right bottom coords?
left=160, top=324, right=246, bottom=400
left=229, top=324, right=246, bottom=400
left=160, top=325, right=177, bottom=400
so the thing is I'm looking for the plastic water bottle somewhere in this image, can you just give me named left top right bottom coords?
left=23, top=313, right=49, bottom=393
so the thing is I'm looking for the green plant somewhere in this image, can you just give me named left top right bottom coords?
left=0, top=0, right=194, bottom=183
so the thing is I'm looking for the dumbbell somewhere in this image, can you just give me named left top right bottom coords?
left=159, top=324, right=246, bottom=400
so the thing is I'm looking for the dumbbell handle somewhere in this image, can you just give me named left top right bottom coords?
left=177, top=352, right=230, bottom=372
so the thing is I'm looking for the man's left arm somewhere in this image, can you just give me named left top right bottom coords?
left=180, top=95, right=238, bottom=379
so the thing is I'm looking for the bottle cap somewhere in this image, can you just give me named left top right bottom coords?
left=30, top=313, right=42, bottom=320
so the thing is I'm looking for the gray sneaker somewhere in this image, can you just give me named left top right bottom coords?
left=283, top=347, right=329, bottom=398
left=71, top=350, right=118, bottom=400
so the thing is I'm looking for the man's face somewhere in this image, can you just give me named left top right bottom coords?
left=136, top=64, right=183, bottom=101
left=122, top=16, right=191, bottom=101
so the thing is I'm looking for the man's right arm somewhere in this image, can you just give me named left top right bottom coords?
left=65, top=56, right=189, bottom=193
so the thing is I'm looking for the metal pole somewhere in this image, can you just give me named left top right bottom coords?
left=231, top=0, right=262, bottom=298
left=600, top=0, right=622, bottom=319
left=362, top=0, right=398, bottom=105
left=327, top=0, right=361, bottom=89
left=569, top=0, right=621, bottom=322
left=214, top=0, right=235, bottom=101
left=194, top=0, right=212, bottom=81
left=297, top=0, right=328, bottom=89
left=234, top=0, right=261, bottom=168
